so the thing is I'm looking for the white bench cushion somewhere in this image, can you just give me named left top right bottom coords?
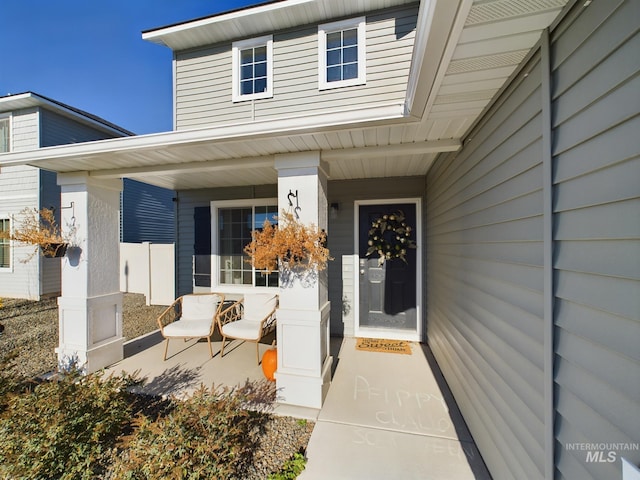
left=163, top=319, right=212, bottom=337
left=221, top=319, right=262, bottom=341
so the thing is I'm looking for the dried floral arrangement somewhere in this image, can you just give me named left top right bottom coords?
left=0, top=207, right=74, bottom=258
left=244, top=211, right=331, bottom=273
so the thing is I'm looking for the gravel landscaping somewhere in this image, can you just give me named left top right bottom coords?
left=0, top=293, right=166, bottom=379
left=0, top=293, right=314, bottom=479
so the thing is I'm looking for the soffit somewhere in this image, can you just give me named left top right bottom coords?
left=0, top=0, right=571, bottom=190
left=411, top=0, right=568, bottom=145
left=143, top=0, right=417, bottom=50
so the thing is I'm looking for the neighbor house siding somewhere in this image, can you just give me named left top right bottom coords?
left=174, top=4, right=418, bottom=130
left=550, top=1, right=640, bottom=479
left=175, top=185, right=277, bottom=296
left=426, top=1, right=639, bottom=479
left=326, top=177, right=426, bottom=337
left=39, top=108, right=120, bottom=146
left=120, top=179, right=175, bottom=244
left=426, top=46, right=546, bottom=479
left=0, top=109, right=41, bottom=298
left=11, top=108, right=39, bottom=152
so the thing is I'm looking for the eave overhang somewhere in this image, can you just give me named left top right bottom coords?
left=143, top=0, right=417, bottom=50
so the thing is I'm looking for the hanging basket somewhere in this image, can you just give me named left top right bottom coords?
left=42, top=243, right=68, bottom=258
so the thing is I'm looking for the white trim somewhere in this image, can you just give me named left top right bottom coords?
left=353, top=198, right=422, bottom=342
left=210, top=198, right=278, bottom=295
left=232, top=35, right=273, bottom=102
left=318, top=17, right=366, bottom=90
left=0, top=103, right=407, bottom=170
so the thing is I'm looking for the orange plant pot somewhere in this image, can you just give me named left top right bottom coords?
left=261, top=347, right=277, bottom=381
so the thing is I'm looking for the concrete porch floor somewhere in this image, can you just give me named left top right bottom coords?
left=106, top=332, right=490, bottom=479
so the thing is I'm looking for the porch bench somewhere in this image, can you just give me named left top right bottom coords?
left=157, top=293, right=224, bottom=360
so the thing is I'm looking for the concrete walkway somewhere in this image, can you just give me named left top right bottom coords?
left=299, top=338, right=491, bottom=479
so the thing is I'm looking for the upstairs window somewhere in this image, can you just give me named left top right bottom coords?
left=318, top=17, right=366, bottom=90
left=232, top=35, right=273, bottom=102
left=0, top=116, right=9, bottom=153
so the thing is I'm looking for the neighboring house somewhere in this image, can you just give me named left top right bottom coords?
left=0, top=92, right=175, bottom=300
left=0, top=92, right=132, bottom=299
left=0, top=1, right=638, bottom=479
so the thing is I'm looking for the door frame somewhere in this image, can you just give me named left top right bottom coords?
left=353, top=198, right=422, bottom=342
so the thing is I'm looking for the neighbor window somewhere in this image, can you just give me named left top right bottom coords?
left=0, top=218, right=10, bottom=268
left=214, top=201, right=278, bottom=288
left=232, top=35, right=273, bottom=102
left=318, top=17, right=366, bottom=90
left=0, top=116, right=9, bottom=153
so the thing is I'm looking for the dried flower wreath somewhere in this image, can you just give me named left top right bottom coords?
left=366, top=210, right=417, bottom=265
left=244, top=211, right=331, bottom=273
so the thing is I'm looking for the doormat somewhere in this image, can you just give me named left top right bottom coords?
left=356, top=338, right=412, bottom=355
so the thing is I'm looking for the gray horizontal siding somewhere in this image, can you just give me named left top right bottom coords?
left=175, top=4, right=418, bottom=130
left=10, top=108, right=39, bottom=152
left=426, top=48, right=546, bottom=480
left=40, top=108, right=120, bottom=147
left=427, top=1, right=640, bottom=479
left=550, top=1, right=640, bottom=479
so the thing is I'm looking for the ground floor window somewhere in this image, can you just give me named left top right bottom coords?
left=0, top=218, right=10, bottom=268
left=214, top=201, right=278, bottom=288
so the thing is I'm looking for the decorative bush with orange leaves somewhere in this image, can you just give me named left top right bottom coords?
left=244, top=211, right=331, bottom=274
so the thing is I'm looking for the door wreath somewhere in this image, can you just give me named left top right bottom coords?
left=365, top=210, right=416, bottom=265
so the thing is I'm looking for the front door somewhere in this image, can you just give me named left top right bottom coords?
left=357, top=201, right=419, bottom=341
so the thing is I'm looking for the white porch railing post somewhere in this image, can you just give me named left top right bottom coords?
left=56, top=173, right=124, bottom=373
left=274, top=152, right=332, bottom=409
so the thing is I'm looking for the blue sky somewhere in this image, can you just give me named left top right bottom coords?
left=0, top=0, right=261, bottom=135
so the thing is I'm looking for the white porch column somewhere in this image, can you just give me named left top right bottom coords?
left=275, top=152, right=332, bottom=409
left=56, top=172, right=124, bottom=373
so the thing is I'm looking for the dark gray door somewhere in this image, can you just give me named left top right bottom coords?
left=358, top=203, right=417, bottom=335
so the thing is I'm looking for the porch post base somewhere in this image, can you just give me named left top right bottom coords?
left=55, top=337, right=124, bottom=373
left=275, top=356, right=333, bottom=409
left=57, top=293, right=124, bottom=373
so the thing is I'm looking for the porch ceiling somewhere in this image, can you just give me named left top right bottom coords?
left=0, top=0, right=568, bottom=191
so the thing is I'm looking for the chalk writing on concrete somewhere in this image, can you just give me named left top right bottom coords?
left=353, top=375, right=453, bottom=434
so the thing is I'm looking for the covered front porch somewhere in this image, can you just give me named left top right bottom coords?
left=106, top=328, right=490, bottom=479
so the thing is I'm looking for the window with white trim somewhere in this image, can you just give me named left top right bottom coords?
left=214, top=200, right=278, bottom=288
left=0, top=218, right=10, bottom=268
left=0, top=116, right=10, bottom=153
left=232, top=35, right=273, bottom=102
left=318, top=17, right=366, bottom=90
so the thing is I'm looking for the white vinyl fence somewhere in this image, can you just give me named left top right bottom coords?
left=120, top=242, right=175, bottom=306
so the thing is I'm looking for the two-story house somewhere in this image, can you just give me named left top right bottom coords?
left=0, top=1, right=637, bottom=479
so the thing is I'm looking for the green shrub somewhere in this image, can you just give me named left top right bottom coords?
left=268, top=452, right=307, bottom=480
left=110, top=381, right=274, bottom=479
left=0, top=368, right=137, bottom=480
